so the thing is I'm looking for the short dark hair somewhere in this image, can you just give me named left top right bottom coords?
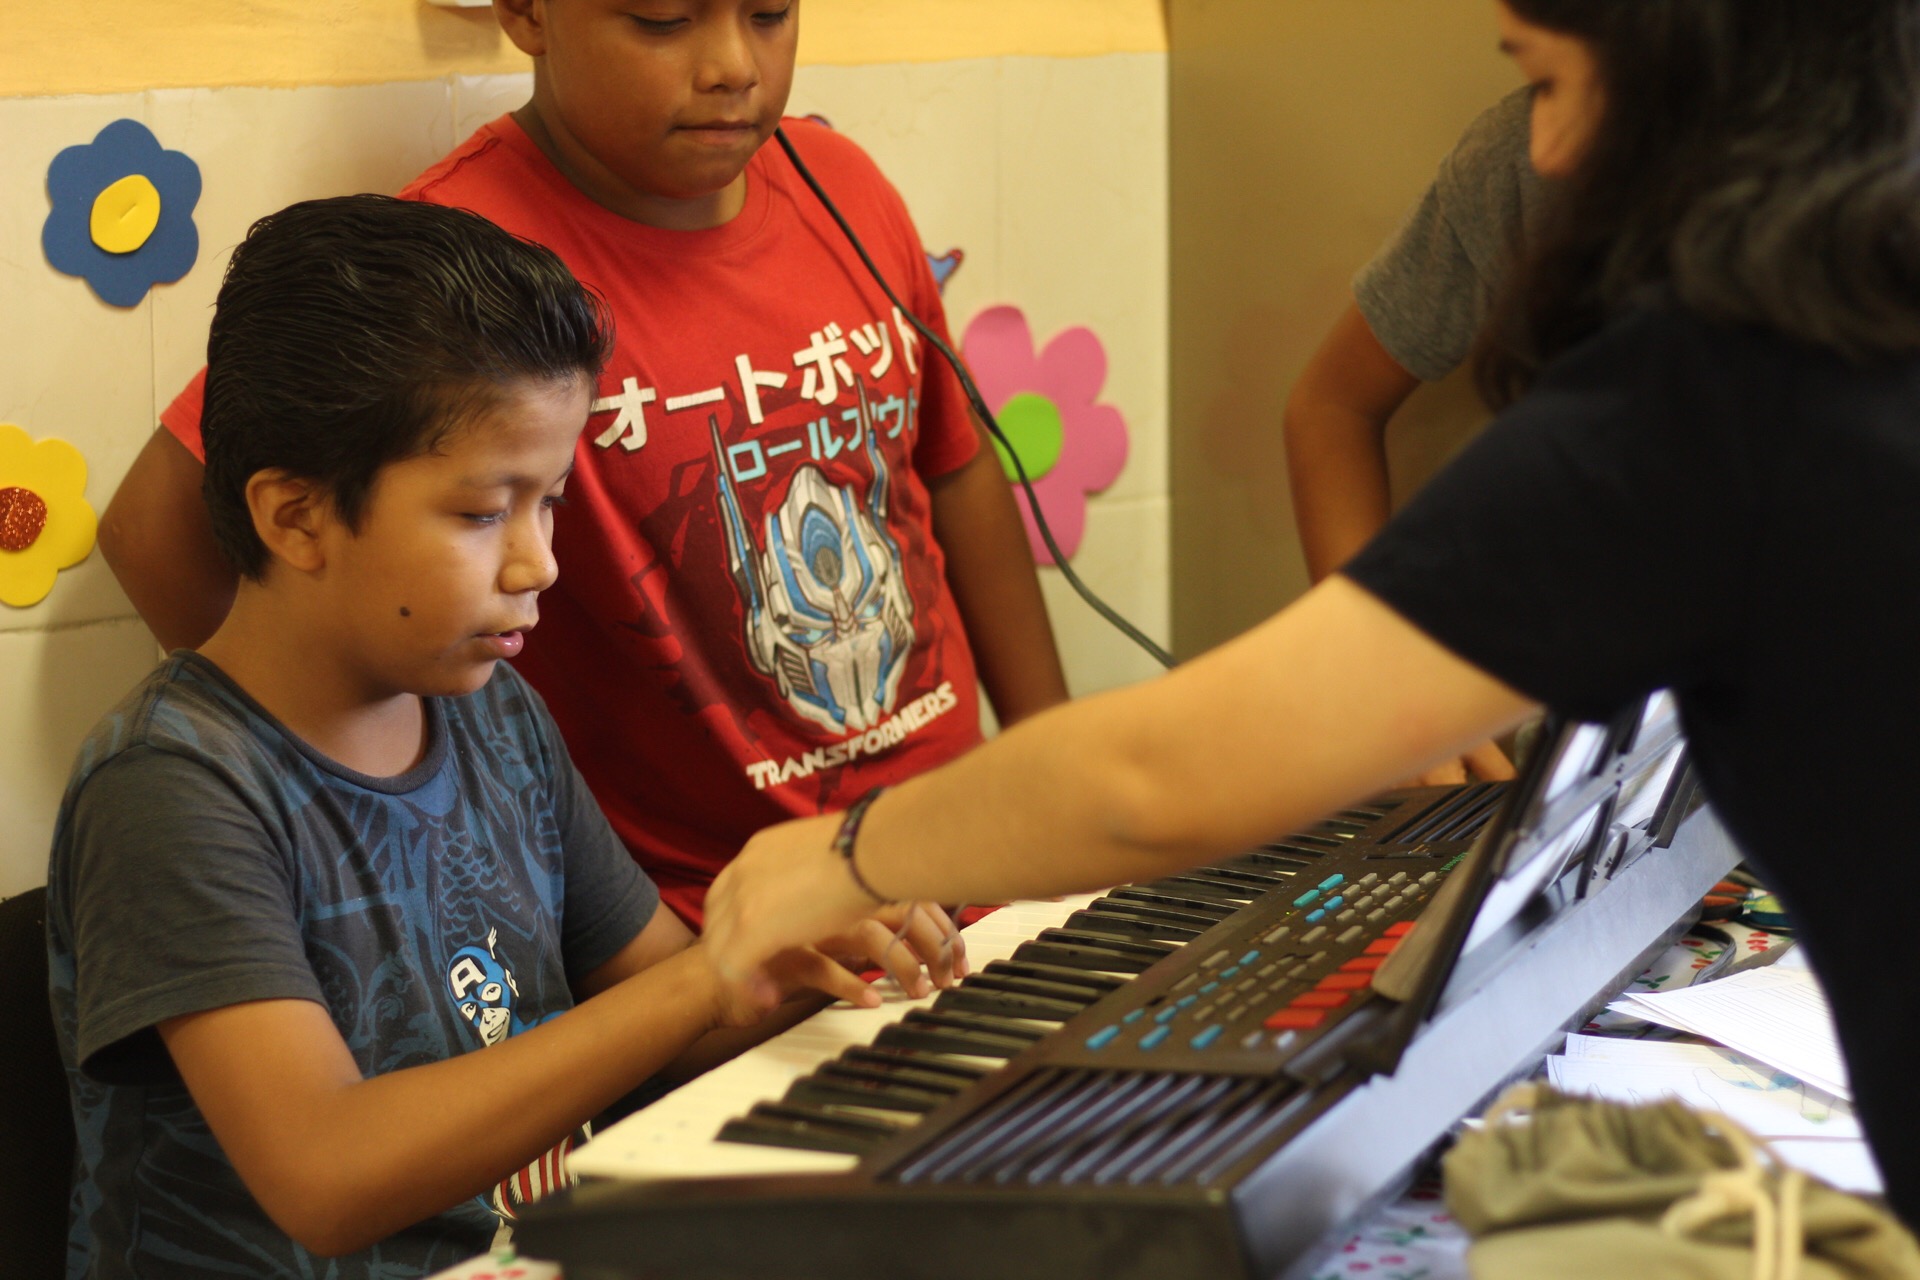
left=1478, top=0, right=1920, bottom=406
left=201, top=194, right=612, bottom=578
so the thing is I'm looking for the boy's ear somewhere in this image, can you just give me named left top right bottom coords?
left=245, top=469, right=331, bottom=575
left=493, top=0, right=549, bottom=57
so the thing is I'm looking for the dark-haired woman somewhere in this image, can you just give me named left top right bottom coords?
left=707, top=0, right=1920, bottom=1226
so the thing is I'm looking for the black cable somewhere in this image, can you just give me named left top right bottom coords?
left=774, top=127, right=1176, bottom=671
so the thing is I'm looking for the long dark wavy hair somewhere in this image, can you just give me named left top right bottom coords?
left=1476, top=0, right=1920, bottom=408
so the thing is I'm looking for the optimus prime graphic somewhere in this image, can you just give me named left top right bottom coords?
left=712, top=378, right=916, bottom=734
left=446, top=926, right=544, bottom=1047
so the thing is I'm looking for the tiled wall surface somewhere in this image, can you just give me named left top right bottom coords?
left=0, top=54, right=1168, bottom=895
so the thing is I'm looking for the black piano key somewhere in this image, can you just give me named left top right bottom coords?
left=907, top=1008, right=1052, bottom=1042
left=1065, top=908, right=1205, bottom=943
left=1013, top=939, right=1156, bottom=975
left=818, top=1059, right=967, bottom=1096
left=715, top=1116, right=870, bottom=1156
left=1088, top=897, right=1229, bottom=929
left=981, top=958, right=1127, bottom=993
left=1106, top=886, right=1237, bottom=916
left=1035, top=928, right=1177, bottom=964
left=715, top=1101, right=901, bottom=1156
left=1265, top=838, right=1335, bottom=858
left=965, top=971, right=1110, bottom=1005
left=1241, top=850, right=1311, bottom=870
left=876, top=1013, right=1033, bottom=1058
left=1155, top=874, right=1260, bottom=900
left=1135, top=878, right=1253, bottom=906
left=934, top=985, right=1082, bottom=1021
left=1193, top=862, right=1294, bottom=887
left=786, top=1067, right=947, bottom=1115
left=840, top=1045, right=986, bottom=1084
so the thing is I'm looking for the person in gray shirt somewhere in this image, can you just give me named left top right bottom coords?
left=1284, top=88, right=1547, bottom=784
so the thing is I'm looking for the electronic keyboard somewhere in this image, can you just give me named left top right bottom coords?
left=523, top=707, right=1738, bottom=1280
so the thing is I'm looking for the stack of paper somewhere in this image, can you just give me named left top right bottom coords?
left=1545, top=1035, right=1881, bottom=1194
left=1605, top=950, right=1848, bottom=1098
left=1544, top=952, right=1883, bottom=1195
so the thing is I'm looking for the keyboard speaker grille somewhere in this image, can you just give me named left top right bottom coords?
left=886, top=1068, right=1301, bottom=1191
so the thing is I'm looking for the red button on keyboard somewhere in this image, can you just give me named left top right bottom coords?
left=1340, top=956, right=1385, bottom=972
left=1316, top=972, right=1371, bottom=991
left=1292, top=991, right=1350, bottom=1009
left=1385, top=921, right=1418, bottom=937
left=1263, top=1007, right=1326, bottom=1030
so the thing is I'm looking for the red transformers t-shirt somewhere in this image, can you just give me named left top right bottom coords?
left=164, top=117, right=985, bottom=924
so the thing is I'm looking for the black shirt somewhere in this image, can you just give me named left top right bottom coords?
left=1345, top=304, right=1920, bottom=1224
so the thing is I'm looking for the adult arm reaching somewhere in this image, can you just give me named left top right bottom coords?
left=704, top=575, right=1535, bottom=1007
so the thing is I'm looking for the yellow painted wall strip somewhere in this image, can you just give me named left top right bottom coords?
left=0, top=0, right=1167, bottom=100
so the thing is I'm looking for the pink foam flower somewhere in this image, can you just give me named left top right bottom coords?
left=960, top=305, right=1128, bottom=565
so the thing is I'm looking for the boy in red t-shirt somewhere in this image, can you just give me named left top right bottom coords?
left=100, top=0, right=1067, bottom=933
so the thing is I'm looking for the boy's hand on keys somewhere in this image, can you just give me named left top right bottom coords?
left=701, top=941, right=880, bottom=1028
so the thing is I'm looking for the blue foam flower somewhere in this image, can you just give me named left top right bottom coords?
left=43, top=119, right=201, bottom=308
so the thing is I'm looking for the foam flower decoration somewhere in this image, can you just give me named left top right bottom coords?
left=0, top=424, right=97, bottom=608
left=960, top=305, right=1128, bottom=564
left=43, top=119, right=201, bottom=308
left=927, top=248, right=964, bottom=294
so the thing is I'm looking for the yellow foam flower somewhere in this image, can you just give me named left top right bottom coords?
left=0, top=423, right=97, bottom=608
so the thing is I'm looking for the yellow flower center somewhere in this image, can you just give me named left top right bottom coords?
left=0, top=486, right=49, bottom=552
left=90, top=174, right=163, bottom=255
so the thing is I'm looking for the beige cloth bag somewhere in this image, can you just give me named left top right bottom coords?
left=1442, top=1083, right=1920, bottom=1280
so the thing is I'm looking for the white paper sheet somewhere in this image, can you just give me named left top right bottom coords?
left=1546, top=1056, right=1859, bottom=1140
left=1547, top=1034, right=1880, bottom=1195
left=1605, top=961, right=1849, bottom=1099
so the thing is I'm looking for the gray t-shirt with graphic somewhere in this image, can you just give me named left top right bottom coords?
left=46, top=652, right=657, bottom=1279
left=1355, top=88, right=1547, bottom=382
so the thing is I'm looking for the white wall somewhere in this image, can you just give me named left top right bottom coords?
left=0, top=53, right=1170, bottom=895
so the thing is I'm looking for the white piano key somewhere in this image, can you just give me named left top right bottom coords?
left=570, top=894, right=1105, bottom=1181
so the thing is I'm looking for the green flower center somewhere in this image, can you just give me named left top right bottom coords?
left=992, top=391, right=1064, bottom=482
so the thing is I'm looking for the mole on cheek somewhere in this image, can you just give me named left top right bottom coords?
left=399, top=606, right=412, bottom=618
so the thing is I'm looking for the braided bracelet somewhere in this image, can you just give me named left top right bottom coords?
left=831, top=787, right=891, bottom=903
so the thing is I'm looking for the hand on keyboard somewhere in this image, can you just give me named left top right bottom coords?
left=819, top=901, right=969, bottom=998
left=1397, top=739, right=1515, bottom=788
left=707, top=811, right=896, bottom=1009
left=703, top=941, right=883, bottom=1026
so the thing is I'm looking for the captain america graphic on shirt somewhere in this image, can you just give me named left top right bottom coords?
left=447, top=926, right=554, bottom=1047
left=447, top=925, right=581, bottom=1220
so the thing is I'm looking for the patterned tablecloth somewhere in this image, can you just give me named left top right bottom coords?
left=1299, top=1178, right=1468, bottom=1280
